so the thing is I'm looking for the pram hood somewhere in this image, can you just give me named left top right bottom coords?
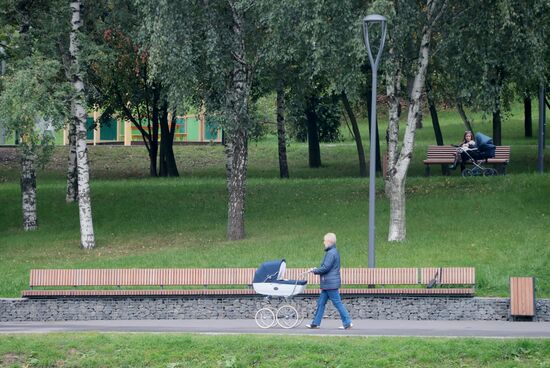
left=253, top=259, right=287, bottom=283
left=474, top=132, right=496, bottom=158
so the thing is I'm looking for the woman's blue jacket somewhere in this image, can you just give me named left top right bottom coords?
left=313, top=245, right=341, bottom=290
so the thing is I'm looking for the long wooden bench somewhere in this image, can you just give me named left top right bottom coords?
left=510, top=277, right=536, bottom=319
left=22, top=267, right=475, bottom=298
left=423, top=145, right=510, bottom=176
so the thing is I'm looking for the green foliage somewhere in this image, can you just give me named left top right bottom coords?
left=0, top=54, right=70, bottom=160
left=287, top=94, right=342, bottom=143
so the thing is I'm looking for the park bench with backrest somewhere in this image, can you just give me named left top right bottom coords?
left=22, top=267, right=475, bottom=297
left=423, top=145, right=510, bottom=176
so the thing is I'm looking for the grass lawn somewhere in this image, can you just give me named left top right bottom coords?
left=0, top=103, right=549, bottom=297
left=1, top=333, right=549, bottom=367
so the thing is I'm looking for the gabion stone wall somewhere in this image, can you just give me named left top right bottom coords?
left=1, top=296, right=549, bottom=322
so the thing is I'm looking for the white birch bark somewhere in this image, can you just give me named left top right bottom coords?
left=226, top=0, right=250, bottom=241
left=385, top=46, right=402, bottom=194
left=386, top=0, right=445, bottom=242
left=65, top=120, right=78, bottom=202
left=21, top=144, right=38, bottom=231
left=70, top=0, right=95, bottom=249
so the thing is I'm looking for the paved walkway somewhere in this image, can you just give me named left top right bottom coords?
left=1, top=320, right=550, bottom=338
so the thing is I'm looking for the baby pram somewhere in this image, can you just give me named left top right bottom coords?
left=457, top=132, right=498, bottom=177
left=252, top=259, right=308, bottom=329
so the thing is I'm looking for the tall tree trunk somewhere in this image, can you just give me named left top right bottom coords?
left=276, top=82, right=289, bottom=179
left=365, top=73, right=382, bottom=173
left=524, top=94, right=532, bottom=138
left=387, top=0, right=443, bottom=242
left=341, top=91, right=367, bottom=177
left=427, top=95, right=444, bottom=146
left=426, top=83, right=446, bottom=175
left=456, top=101, right=473, bottom=132
left=17, top=0, right=37, bottom=231
left=226, top=0, right=250, bottom=240
left=65, top=120, right=78, bottom=202
left=492, top=106, right=502, bottom=146
left=385, top=46, right=402, bottom=192
left=158, top=103, right=167, bottom=177
left=20, top=144, right=37, bottom=231
left=305, top=96, right=321, bottom=168
left=70, top=0, right=95, bottom=249
left=159, top=100, right=179, bottom=177
left=492, top=74, right=503, bottom=146
left=387, top=175, right=405, bottom=240
left=227, top=129, right=248, bottom=240
left=407, top=77, right=423, bottom=129
left=166, top=110, right=179, bottom=176
left=150, top=90, right=160, bottom=177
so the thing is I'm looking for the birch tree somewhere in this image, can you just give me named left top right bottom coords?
left=69, top=0, right=95, bottom=249
left=0, top=57, right=70, bottom=231
left=137, top=0, right=263, bottom=240
left=0, top=0, right=71, bottom=231
left=383, top=0, right=447, bottom=241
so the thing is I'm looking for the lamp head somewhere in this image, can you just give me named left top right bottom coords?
left=363, top=14, right=387, bottom=23
left=362, top=14, right=388, bottom=69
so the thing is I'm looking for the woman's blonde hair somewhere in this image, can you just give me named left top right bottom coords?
left=324, top=233, right=337, bottom=245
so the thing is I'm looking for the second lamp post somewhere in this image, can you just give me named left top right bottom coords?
left=363, top=15, right=387, bottom=268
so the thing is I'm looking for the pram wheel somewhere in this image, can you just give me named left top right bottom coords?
left=276, top=305, right=300, bottom=329
left=255, top=307, right=276, bottom=329
left=483, top=168, right=498, bottom=176
left=461, top=168, right=473, bottom=177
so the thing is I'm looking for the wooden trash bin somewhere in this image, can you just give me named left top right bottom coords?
left=510, top=277, right=535, bottom=320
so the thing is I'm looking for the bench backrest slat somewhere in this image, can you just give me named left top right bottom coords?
left=425, top=146, right=510, bottom=160
left=30, top=267, right=474, bottom=288
left=30, top=268, right=257, bottom=287
left=419, top=267, right=475, bottom=285
left=285, top=267, right=417, bottom=285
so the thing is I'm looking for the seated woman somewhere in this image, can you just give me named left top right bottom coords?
left=449, top=130, right=476, bottom=170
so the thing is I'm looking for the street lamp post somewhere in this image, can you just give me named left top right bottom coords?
left=363, top=15, right=387, bottom=268
left=537, top=83, right=546, bottom=173
left=0, top=42, right=6, bottom=145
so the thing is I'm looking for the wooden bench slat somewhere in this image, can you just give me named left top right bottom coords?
left=420, top=267, right=475, bottom=285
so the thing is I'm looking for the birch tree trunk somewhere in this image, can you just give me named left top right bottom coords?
left=17, top=0, right=37, bottom=231
left=386, top=0, right=444, bottom=242
left=276, top=82, right=289, bottom=179
left=227, top=129, right=248, bottom=240
left=21, top=144, right=38, bottom=231
left=65, top=120, right=78, bottom=202
left=385, top=43, right=402, bottom=194
left=70, top=0, right=95, bottom=249
left=226, top=0, right=250, bottom=240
